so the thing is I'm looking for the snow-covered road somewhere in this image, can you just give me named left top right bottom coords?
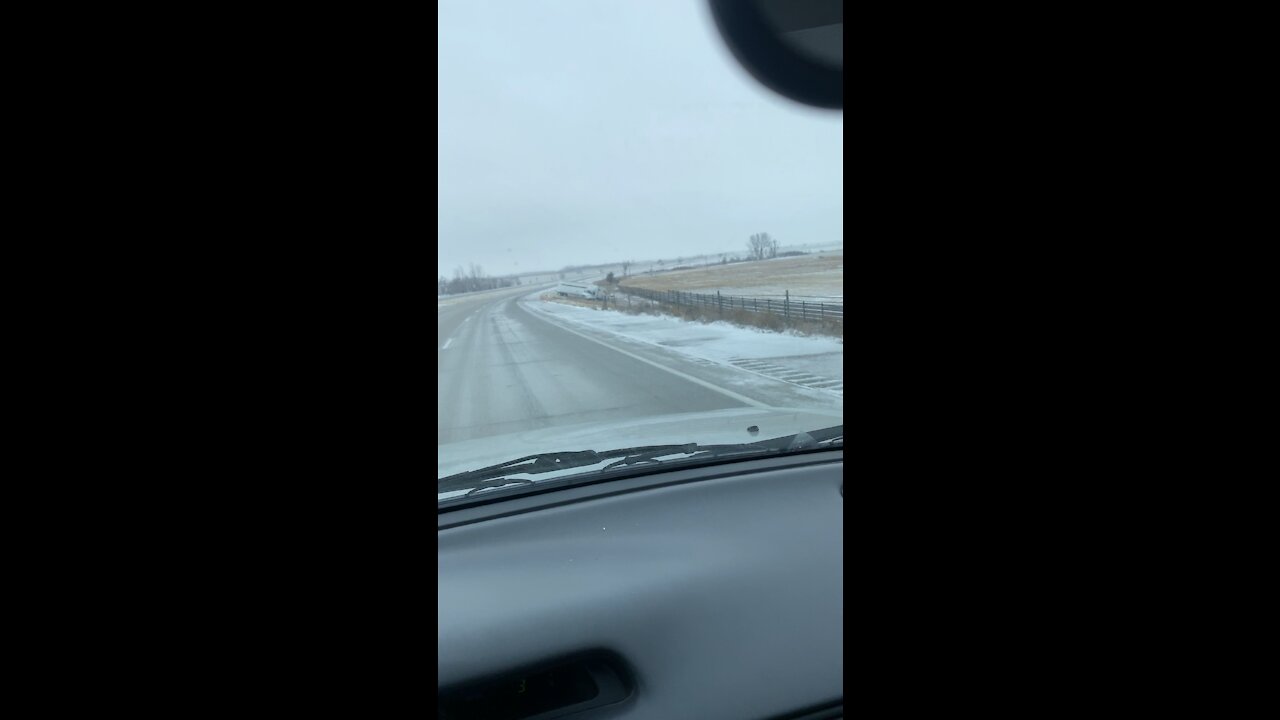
left=437, top=287, right=843, bottom=446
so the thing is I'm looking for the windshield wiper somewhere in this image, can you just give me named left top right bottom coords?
left=438, top=445, right=695, bottom=494
left=438, top=425, right=842, bottom=496
left=463, top=477, right=536, bottom=497
left=604, top=429, right=844, bottom=471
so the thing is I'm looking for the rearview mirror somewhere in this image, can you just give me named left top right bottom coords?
left=708, top=0, right=843, bottom=110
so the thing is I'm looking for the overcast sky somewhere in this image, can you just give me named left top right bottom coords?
left=438, top=0, right=843, bottom=279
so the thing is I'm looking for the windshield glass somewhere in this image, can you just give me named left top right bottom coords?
left=438, top=0, right=842, bottom=502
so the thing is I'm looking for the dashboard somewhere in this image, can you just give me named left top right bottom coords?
left=438, top=451, right=844, bottom=720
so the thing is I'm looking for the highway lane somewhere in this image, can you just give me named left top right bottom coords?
left=437, top=288, right=745, bottom=445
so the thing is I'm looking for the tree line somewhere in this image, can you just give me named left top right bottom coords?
left=438, top=264, right=520, bottom=296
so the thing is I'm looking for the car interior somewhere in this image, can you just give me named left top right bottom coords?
left=438, top=3, right=844, bottom=719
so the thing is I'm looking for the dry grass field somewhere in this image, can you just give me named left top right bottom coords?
left=619, top=253, right=842, bottom=298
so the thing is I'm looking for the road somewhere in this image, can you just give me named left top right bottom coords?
left=438, top=286, right=747, bottom=445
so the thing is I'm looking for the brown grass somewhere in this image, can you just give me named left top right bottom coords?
left=620, top=253, right=843, bottom=297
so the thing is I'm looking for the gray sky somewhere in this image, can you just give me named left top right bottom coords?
left=438, top=0, right=843, bottom=279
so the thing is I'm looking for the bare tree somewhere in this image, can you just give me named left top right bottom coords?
left=747, top=232, right=779, bottom=261
left=621, top=260, right=631, bottom=277
left=466, top=263, right=490, bottom=292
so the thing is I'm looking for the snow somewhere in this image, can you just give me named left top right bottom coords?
left=524, top=295, right=843, bottom=385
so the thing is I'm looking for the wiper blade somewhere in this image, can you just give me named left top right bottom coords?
left=438, top=450, right=605, bottom=492
left=597, top=440, right=793, bottom=471
left=437, top=425, right=843, bottom=496
left=606, top=429, right=842, bottom=470
left=464, top=477, right=535, bottom=497
left=437, top=445, right=699, bottom=493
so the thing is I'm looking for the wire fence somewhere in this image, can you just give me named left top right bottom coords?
left=616, top=286, right=843, bottom=325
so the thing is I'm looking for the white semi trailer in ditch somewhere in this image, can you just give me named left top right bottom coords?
left=555, top=282, right=601, bottom=300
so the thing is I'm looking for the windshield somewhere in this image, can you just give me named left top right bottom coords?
left=438, top=0, right=842, bottom=502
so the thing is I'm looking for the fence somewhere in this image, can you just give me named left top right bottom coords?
left=616, top=286, right=843, bottom=325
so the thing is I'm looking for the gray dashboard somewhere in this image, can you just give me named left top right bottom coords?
left=438, top=453, right=844, bottom=720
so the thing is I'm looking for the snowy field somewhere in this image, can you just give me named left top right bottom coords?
left=525, top=294, right=843, bottom=396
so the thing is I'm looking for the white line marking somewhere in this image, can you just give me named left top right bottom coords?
left=522, top=304, right=768, bottom=409
left=442, top=338, right=453, bottom=350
